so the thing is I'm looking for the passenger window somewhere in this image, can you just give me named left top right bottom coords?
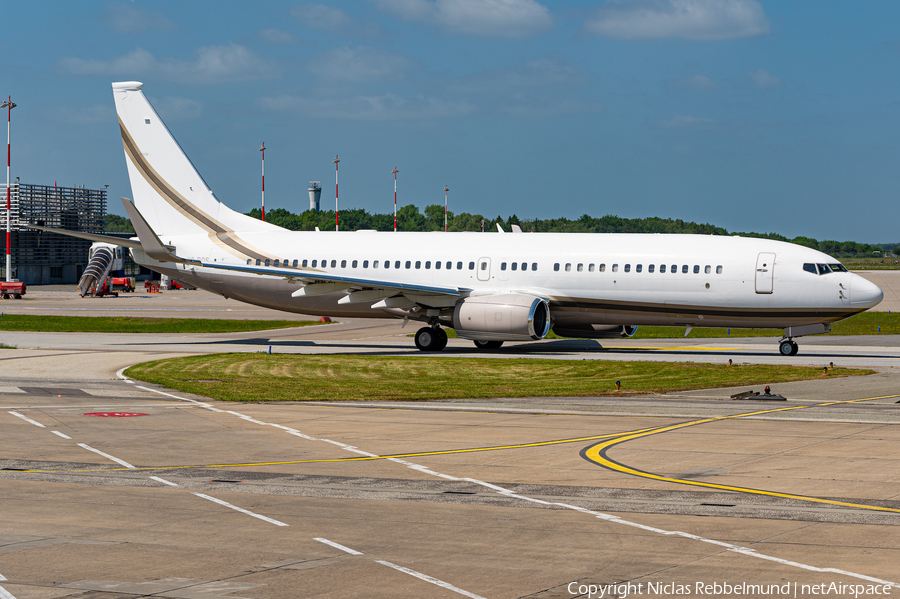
left=384, top=260, right=390, bottom=269
left=435, top=261, right=441, bottom=269
left=457, top=262, right=463, bottom=270
left=716, top=265, right=723, bottom=274
left=577, top=263, right=583, bottom=272
left=480, top=261, right=487, bottom=271
left=599, top=263, right=606, bottom=272
left=648, top=264, right=654, bottom=273
left=511, top=263, right=517, bottom=271
left=693, top=265, right=699, bottom=274
left=425, top=261, right=431, bottom=269
left=274, top=259, right=280, bottom=267
left=612, top=264, right=618, bottom=272
left=374, top=260, right=379, bottom=268
left=246, top=259, right=251, bottom=265
left=636, top=264, right=642, bottom=273
left=449, top=261, right=454, bottom=269
left=341, top=260, right=347, bottom=268
left=624, top=264, right=631, bottom=273
left=565, top=263, right=572, bottom=272
left=415, top=261, right=421, bottom=269
left=671, top=265, right=677, bottom=273
left=331, top=260, right=337, bottom=268
left=682, top=265, right=688, bottom=273
left=301, top=259, right=308, bottom=267
left=468, top=262, right=475, bottom=270
left=395, top=261, right=401, bottom=269
left=588, top=264, right=594, bottom=272
left=293, top=260, right=298, bottom=267
left=704, top=265, right=711, bottom=274
left=311, top=260, right=317, bottom=267
left=406, top=261, right=412, bottom=269
left=501, top=262, right=507, bottom=271
left=363, top=260, right=368, bottom=268
left=351, top=260, right=358, bottom=268
left=554, top=263, right=560, bottom=271
left=255, top=259, right=261, bottom=266
left=265, top=259, right=271, bottom=267
left=532, top=263, right=537, bottom=271
left=660, top=264, right=665, bottom=273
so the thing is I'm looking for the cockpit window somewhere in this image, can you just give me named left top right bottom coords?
left=829, top=263, right=848, bottom=273
left=817, top=263, right=832, bottom=275
left=803, top=263, right=817, bottom=274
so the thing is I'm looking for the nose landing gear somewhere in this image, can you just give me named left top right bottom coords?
left=779, top=338, right=799, bottom=356
left=415, top=326, right=448, bottom=352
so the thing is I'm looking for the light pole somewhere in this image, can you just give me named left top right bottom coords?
left=391, top=167, right=398, bottom=232
left=443, top=185, right=448, bottom=232
left=333, top=155, right=339, bottom=231
left=259, top=142, right=265, bottom=221
left=2, top=97, right=16, bottom=282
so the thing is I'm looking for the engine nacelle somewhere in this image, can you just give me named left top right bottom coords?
left=452, top=294, right=550, bottom=341
left=552, top=324, right=638, bottom=339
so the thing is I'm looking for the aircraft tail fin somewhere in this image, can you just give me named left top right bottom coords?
left=111, top=81, right=279, bottom=238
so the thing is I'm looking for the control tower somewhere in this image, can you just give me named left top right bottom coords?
left=308, top=181, right=321, bottom=212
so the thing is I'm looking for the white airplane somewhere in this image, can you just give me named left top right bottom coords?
left=29, top=82, right=883, bottom=356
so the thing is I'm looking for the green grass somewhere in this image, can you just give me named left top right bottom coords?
left=844, top=258, right=900, bottom=270
left=124, top=354, right=869, bottom=402
left=0, top=314, right=329, bottom=334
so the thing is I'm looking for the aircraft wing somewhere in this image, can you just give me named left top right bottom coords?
left=20, top=224, right=142, bottom=249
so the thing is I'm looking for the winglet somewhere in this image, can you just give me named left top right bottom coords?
left=121, top=197, right=200, bottom=265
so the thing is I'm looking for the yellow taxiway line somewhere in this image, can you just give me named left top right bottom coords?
left=580, top=394, right=900, bottom=513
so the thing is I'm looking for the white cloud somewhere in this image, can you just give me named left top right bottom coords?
left=106, top=3, right=175, bottom=33
left=150, top=96, right=204, bottom=121
left=667, top=73, right=718, bottom=91
left=582, top=0, right=769, bottom=40
left=257, top=28, right=301, bottom=45
left=503, top=98, right=602, bottom=118
left=372, top=0, right=552, bottom=38
left=291, top=4, right=378, bottom=37
left=657, top=114, right=714, bottom=128
left=747, top=69, right=781, bottom=88
left=259, top=93, right=474, bottom=120
left=59, top=45, right=278, bottom=84
left=307, top=46, right=416, bottom=81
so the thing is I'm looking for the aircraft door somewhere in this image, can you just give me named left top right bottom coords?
left=755, top=252, right=775, bottom=294
left=477, top=257, right=491, bottom=282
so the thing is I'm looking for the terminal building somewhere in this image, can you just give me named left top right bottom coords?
left=0, top=182, right=107, bottom=284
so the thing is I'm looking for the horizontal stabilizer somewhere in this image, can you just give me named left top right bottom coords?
left=20, top=224, right=141, bottom=249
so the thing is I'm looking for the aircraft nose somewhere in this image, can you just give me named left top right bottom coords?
left=851, top=275, right=884, bottom=308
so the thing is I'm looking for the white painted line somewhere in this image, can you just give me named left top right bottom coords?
left=77, top=443, right=137, bottom=470
left=114, top=367, right=134, bottom=384
left=51, top=430, right=71, bottom=440
left=314, top=537, right=364, bottom=555
left=8, top=411, right=45, bottom=428
left=0, top=574, right=5, bottom=581
left=0, top=584, right=15, bottom=599
left=375, top=560, right=487, bottom=599
left=149, top=476, right=179, bottom=488
left=191, top=493, right=288, bottom=527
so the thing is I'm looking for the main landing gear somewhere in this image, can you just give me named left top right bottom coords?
left=779, top=338, right=799, bottom=356
left=415, top=326, right=448, bottom=352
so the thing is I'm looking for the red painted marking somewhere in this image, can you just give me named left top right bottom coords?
left=83, top=412, right=148, bottom=418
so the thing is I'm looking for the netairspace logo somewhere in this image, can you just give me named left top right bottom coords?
left=567, top=581, right=894, bottom=598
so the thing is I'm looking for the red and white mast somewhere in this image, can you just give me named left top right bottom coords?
left=391, top=166, right=399, bottom=232
left=443, top=185, right=448, bottom=232
left=333, top=155, right=340, bottom=231
left=2, top=97, right=16, bottom=282
left=259, top=142, right=265, bottom=221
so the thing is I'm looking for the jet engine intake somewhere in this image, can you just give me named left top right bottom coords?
left=452, top=294, right=550, bottom=341
left=552, top=324, right=638, bottom=339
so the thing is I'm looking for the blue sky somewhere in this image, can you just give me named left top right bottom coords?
left=2, top=1, right=899, bottom=242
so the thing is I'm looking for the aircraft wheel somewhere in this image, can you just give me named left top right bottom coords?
left=779, top=340, right=798, bottom=356
left=473, top=340, right=504, bottom=350
left=415, top=327, right=442, bottom=352
left=433, top=327, right=448, bottom=351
